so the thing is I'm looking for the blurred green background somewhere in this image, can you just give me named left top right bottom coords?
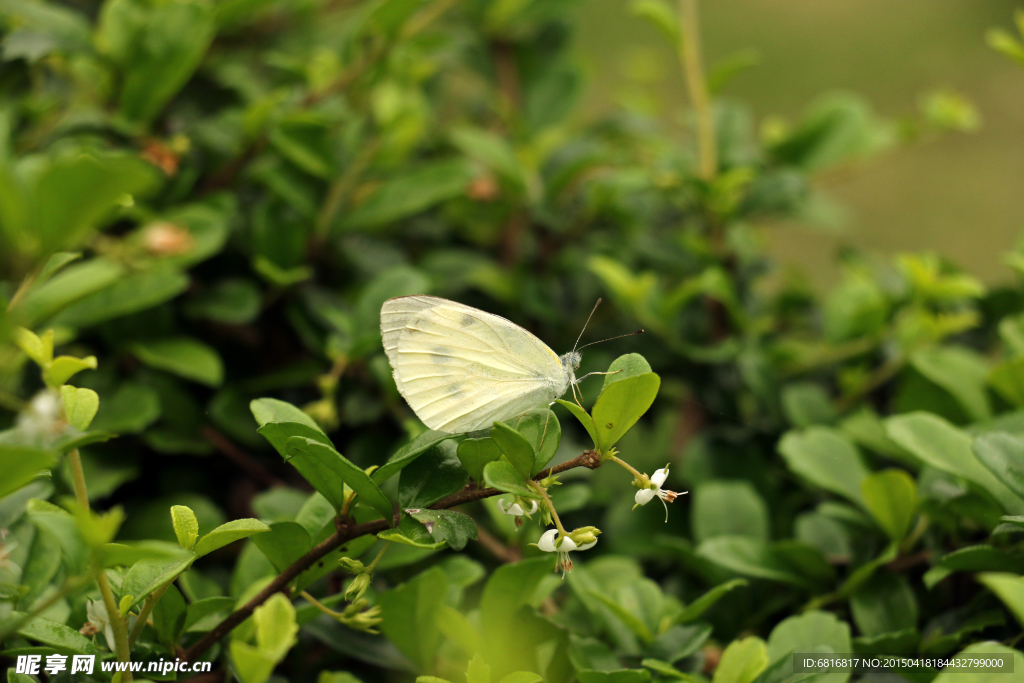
left=576, top=0, right=1024, bottom=288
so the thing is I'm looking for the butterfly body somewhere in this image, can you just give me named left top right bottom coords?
left=381, top=295, right=578, bottom=433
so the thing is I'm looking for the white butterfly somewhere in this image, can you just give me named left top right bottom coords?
left=381, top=296, right=620, bottom=433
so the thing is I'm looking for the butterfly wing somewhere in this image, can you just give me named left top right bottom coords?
left=381, top=296, right=566, bottom=433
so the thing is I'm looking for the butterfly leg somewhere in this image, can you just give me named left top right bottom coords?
left=573, top=369, right=622, bottom=384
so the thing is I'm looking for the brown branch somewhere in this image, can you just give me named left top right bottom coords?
left=886, top=549, right=931, bottom=573
left=181, top=450, right=600, bottom=662
left=202, top=426, right=284, bottom=489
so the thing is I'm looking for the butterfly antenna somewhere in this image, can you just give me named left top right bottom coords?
left=576, top=329, right=645, bottom=352
left=572, top=299, right=603, bottom=354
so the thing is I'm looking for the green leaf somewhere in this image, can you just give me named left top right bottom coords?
left=14, top=613, right=100, bottom=655
left=556, top=399, right=599, bottom=448
left=195, top=518, right=271, bottom=557
left=988, top=356, right=1024, bottom=407
left=17, top=258, right=126, bottom=325
left=781, top=382, right=837, bottom=427
left=14, top=327, right=52, bottom=367
left=90, top=382, right=160, bottom=434
left=973, top=432, right=1024, bottom=502
left=939, top=545, right=1024, bottom=573
left=505, top=409, right=561, bottom=473
left=152, top=583, right=187, bottom=645
left=490, top=422, right=535, bottom=479
left=257, top=421, right=333, bottom=459
left=697, top=537, right=807, bottom=586
left=778, top=427, right=869, bottom=507
left=977, top=573, right=1024, bottom=629
left=766, top=611, right=852, bottom=683
left=457, top=437, right=502, bottom=483
left=678, top=579, right=748, bottom=623
left=171, top=504, right=199, bottom=550
left=692, top=481, right=769, bottom=543
left=101, top=540, right=191, bottom=567
left=251, top=521, right=312, bottom=572
left=184, top=278, right=261, bottom=325
left=45, top=355, right=97, bottom=388
left=451, top=126, right=525, bottom=187
left=479, top=556, right=555, bottom=641
left=343, top=159, right=475, bottom=230
left=587, top=589, right=653, bottom=644
left=887, top=413, right=1024, bottom=514
left=378, top=567, right=448, bottom=671
left=101, top=0, right=217, bottom=124
left=285, top=437, right=394, bottom=520
left=0, top=446, right=57, bottom=499
left=60, top=385, right=99, bottom=431
left=850, top=572, right=918, bottom=637
left=712, top=636, right=768, bottom=683
left=861, top=469, right=917, bottom=541
left=407, top=509, right=477, bottom=550
left=482, top=459, right=537, bottom=498
left=132, top=337, right=224, bottom=387
left=378, top=513, right=448, bottom=550
left=592, top=369, right=660, bottom=451
left=122, top=555, right=194, bottom=607
left=51, top=267, right=189, bottom=328
left=497, top=673, right=544, bottom=683
left=466, top=653, right=492, bottom=683
left=911, top=346, right=992, bottom=422
left=36, top=252, right=83, bottom=286
left=372, top=430, right=455, bottom=484
left=399, top=441, right=468, bottom=508
left=251, top=398, right=325, bottom=434
left=184, top=595, right=236, bottom=632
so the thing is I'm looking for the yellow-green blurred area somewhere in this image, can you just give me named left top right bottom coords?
left=577, top=0, right=1024, bottom=288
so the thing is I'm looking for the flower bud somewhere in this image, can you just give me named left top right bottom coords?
left=569, top=526, right=601, bottom=546
left=338, top=557, right=365, bottom=574
left=344, top=573, right=372, bottom=602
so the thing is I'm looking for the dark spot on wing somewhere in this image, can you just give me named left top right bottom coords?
left=461, top=314, right=475, bottom=327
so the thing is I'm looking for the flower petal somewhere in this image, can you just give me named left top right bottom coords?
left=651, top=468, right=669, bottom=487
left=635, top=488, right=656, bottom=505
left=538, top=528, right=560, bottom=552
left=576, top=540, right=598, bottom=552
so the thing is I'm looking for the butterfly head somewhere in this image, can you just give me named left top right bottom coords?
left=560, top=351, right=582, bottom=372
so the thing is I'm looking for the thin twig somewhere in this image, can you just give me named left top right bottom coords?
left=678, top=0, right=716, bottom=180
left=181, top=450, right=600, bottom=662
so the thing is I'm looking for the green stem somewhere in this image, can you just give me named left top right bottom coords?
left=365, top=541, right=391, bottom=572
left=529, top=481, right=566, bottom=536
left=68, top=448, right=133, bottom=679
left=97, top=571, right=133, bottom=681
left=678, top=0, right=716, bottom=180
left=68, top=449, right=89, bottom=508
left=128, top=583, right=170, bottom=646
left=300, top=591, right=345, bottom=619
left=608, top=454, right=644, bottom=482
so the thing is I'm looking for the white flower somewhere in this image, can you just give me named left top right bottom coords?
left=537, top=527, right=598, bottom=577
left=16, top=390, right=64, bottom=442
left=84, top=600, right=116, bottom=651
left=633, top=466, right=685, bottom=522
left=497, top=497, right=539, bottom=527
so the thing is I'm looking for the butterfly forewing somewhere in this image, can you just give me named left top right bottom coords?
left=381, top=296, right=567, bottom=432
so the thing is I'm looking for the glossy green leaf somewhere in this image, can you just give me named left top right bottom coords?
left=257, top=421, right=333, bottom=459
left=45, top=355, right=96, bottom=387
left=697, top=537, right=807, bottom=586
left=911, top=346, right=991, bottom=422
left=251, top=398, right=324, bottom=433
left=399, top=441, right=468, bottom=508
left=482, top=459, right=537, bottom=498
left=556, top=398, right=599, bottom=447
left=344, top=159, right=474, bottom=230
left=692, top=481, right=769, bottom=543
left=285, top=437, right=394, bottom=520
left=457, top=437, right=502, bottom=483
left=132, top=337, right=224, bottom=387
left=171, top=504, right=199, bottom=550
left=17, top=258, right=126, bottom=325
left=372, top=430, right=455, bottom=484
left=505, top=409, right=561, bottom=473
left=121, top=556, right=194, bottom=607
left=407, top=509, right=477, bottom=551
left=251, top=521, right=312, bottom=572
left=152, top=583, right=187, bottom=645
left=490, top=422, right=535, bottom=479
left=195, top=518, right=270, bottom=557
left=977, top=573, right=1024, bottom=629
left=850, top=572, right=918, bottom=637
left=766, top=611, right=852, bottom=683
left=14, top=613, right=100, bottom=655
left=592, top=369, right=660, bottom=451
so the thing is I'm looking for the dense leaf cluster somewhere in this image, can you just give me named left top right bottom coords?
left=1, top=0, right=1024, bottom=682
